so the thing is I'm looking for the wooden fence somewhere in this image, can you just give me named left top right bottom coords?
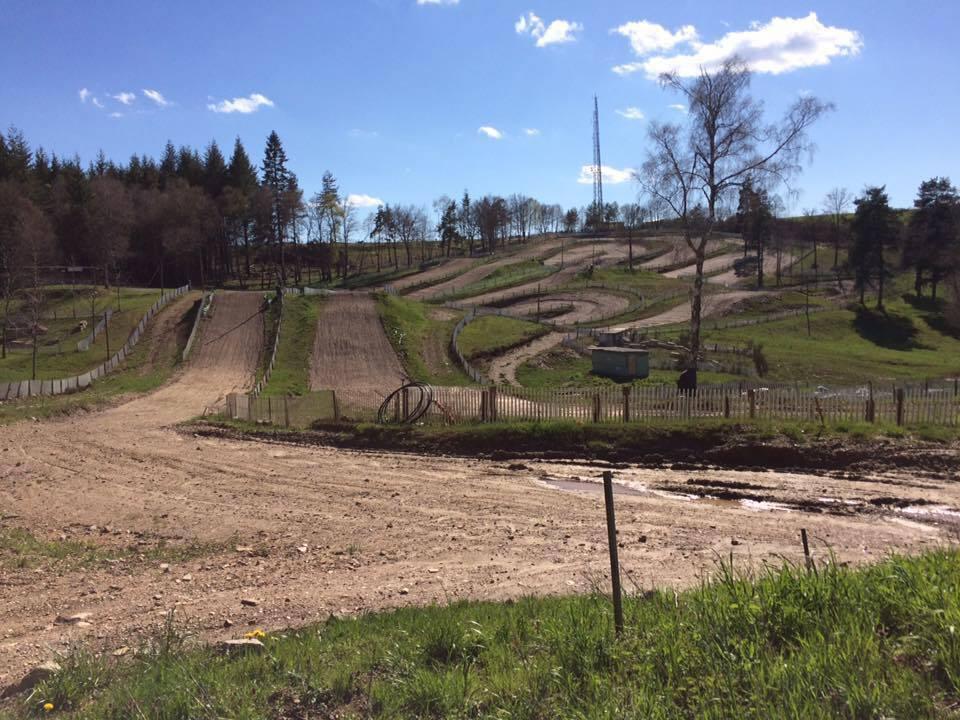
left=225, top=381, right=960, bottom=429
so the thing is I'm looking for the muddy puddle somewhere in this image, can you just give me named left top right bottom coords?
left=535, top=463, right=960, bottom=528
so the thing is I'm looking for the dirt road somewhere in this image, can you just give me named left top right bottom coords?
left=621, top=290, right=765, bottom=330
left=663, top=252, right=741, bottom=279
left=486, top=332, right=566, bottom=385
left=309, top=293, right=406, bottom=391
left=0, top=287, right=956, bottom=685
left=409, top=237, right=566, bottom=300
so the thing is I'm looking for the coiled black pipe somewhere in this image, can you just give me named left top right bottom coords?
left=377, top=382, right=434, bottom=424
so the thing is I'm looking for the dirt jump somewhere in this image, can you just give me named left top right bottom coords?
left=409, top=236, right=566, bottom=300
left=309, top=292, right=406, bottom=391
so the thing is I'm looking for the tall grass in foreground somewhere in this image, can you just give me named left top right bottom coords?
left=12, top=550, right=960, bottom=718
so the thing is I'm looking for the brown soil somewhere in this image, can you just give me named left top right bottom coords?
left=138, top=292, right=201, bottom=376
left=409, top=237, right=566, bottom=300
left=621, top=290, right=769, bottom=330
left=391, top=257, right=477, bottom=291
left=487, top=332, right=566, bottom=385
left=1, top=288, right=957, bottom=688
left=308, top=293, right=406, bottom=391
left=663, top=252, right=742, bottom=279
left=711, top=252, right=796, bottom=286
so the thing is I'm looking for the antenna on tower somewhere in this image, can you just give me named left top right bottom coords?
left=592, top=95, right=604, bottom=218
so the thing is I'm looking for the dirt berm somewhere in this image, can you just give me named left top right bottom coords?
left=189, top=421, right=960, bottom=477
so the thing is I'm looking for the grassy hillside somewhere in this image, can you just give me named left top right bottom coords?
left=0, top=287, right=176, bottom=381
left=260, top=294, right=323, bottom=397
left=439, top=260, right=555, bottom=301
left=0, top=292, right=200, bottom=424
left=12, top=550, right=960, bottom=718
left=456, top=315, right=548, bottom=361
left=377, top=294, right=472, bottom=386
left=705, top=292, right=960, bottom=384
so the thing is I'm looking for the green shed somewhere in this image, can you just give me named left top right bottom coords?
left=590, top=346, right=649, bottom=380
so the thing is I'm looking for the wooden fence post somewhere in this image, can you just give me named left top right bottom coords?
left=748, top=388, right=756, bottom=420
left=622, top=386, right=630, bottom=423
left=592, top=393, right=601, bottom=423
left=480, top=391, right=488, bottom=423
left=896, top=388, right=905, bottom=426
left=724, top=394, right=731, bottom=419
left=602, top=471, right=624, bottom=637
left=332, top=391, right=340, bottom=422
left=283, top=396, right=290, bottom=427
left=489, top=386, right=498, bottom=422
left=866, top=381, right=875, bottom=423
left=402, top=387, right=410, bottom=421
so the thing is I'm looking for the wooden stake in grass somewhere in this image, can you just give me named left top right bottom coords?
left=801, top=528, right=813, bottom=572
left=602, top=470, right=625, bottom=637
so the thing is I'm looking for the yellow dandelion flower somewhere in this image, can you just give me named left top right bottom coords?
left=43, top=703, right=54, bottom=712
left=243, top=629, right=267, bottom=639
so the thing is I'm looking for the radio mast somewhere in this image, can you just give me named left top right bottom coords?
left=592, top=95, right=604, bottom=214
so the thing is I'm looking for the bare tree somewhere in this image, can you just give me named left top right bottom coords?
left=640, top=57, right=831, bottom=376
left=823, top=187, right=852, bottom=269
left=621, top=203, right=646, bottom=271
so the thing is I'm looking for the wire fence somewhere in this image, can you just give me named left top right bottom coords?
left=252, top=293, right=283, bottom=397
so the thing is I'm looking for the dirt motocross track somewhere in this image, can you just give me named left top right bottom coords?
left=1, top=291, right=959, bottom=686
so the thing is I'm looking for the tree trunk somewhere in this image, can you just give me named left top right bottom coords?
left=757, top=242, right=764, bottom=288
left=688, top=245, right=706, bottom=373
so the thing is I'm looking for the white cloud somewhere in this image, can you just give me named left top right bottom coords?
left=616, top=107, right=645, bottom=120
left=516, top=11, right=582, bottom=47
left=143, top=89, right=170, bottom=107
left=207, top=93, right=275, bottom=114
left=347, top=193, right=385, bottom=208
left=417, top=0, right=458, bottom=4
left=612, top=20, right=697, bottom=55
left=613, top=13, right=862, bottom=79
left=78, top=88, right=90, bottom=103
left=577, top=165, right=635, bottom=185
left=92, top=97, right=104, bottom=109
left=112, top=92, right=136, bottom=105
left=478, top=126, right=503, bottom=140
left=348, top=128, right=379, bottom=139
left=523, top=128, right=541, bottom=136
left=668, top=103, right=687, bottom=113
left=109, top=112, right=124, bottom=119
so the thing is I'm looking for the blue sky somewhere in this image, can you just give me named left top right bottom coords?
left=2, top=0, right=958, bottom=215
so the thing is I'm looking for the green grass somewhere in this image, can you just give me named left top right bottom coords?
left=377, top=294, right=472, bottom=385
left=456, top=315, right=548, bottom=361
left=0, top=292, right=199, bottom=424
left=0, top=528, right=225, bottom=571
left=439, top=260, right=556, bottom=301
left=704, top=291, right=960, bottom=384
left=259, top=294, right=322, bottom=397
left=0, top=287, right=175, bottom=381
left=568, top=266, right=688, bottom=296
left=516, top=351, right=742, bottom=389
left=13, top=550, right=960, bottom=718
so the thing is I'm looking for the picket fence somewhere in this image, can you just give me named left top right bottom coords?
left=0, top=285, right=190, bottom=401
left=226, top=381, right=960, bottom=428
